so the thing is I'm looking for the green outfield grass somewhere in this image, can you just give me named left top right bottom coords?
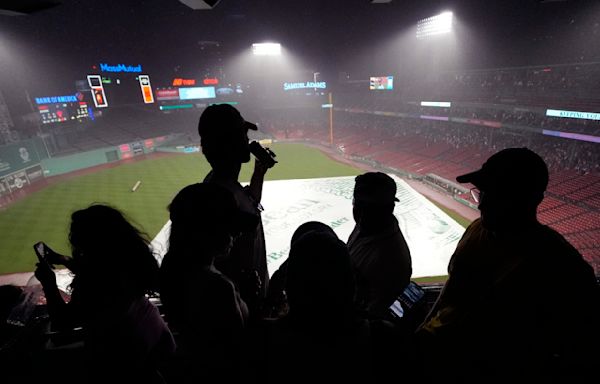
left=0, top=143, right=363, bottom=274
left=429, top=200, right=473, bottom=229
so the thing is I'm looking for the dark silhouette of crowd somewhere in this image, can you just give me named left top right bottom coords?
left=3, top=105, right=597, bottom=383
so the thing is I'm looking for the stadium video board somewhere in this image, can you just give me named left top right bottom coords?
left=178, top=87, right=216, bottom=100
left=370, top=76, right=394, bottom=90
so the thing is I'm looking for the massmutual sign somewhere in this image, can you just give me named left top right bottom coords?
left=283, top=81, right=327, bottom=91
left=99, top=63, right=143, bottom=73
left=546, top=109, right=600, bottom=121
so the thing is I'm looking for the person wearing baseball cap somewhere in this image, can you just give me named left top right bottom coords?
left=198, top=104, right=270, bottom=309
left=198, top=104, right=258, bottom=166
left=417, top=148, right=599, bottom=382
left=456, top=147, right=549, bottom=231
left=348, top=172, right=412, bottom=319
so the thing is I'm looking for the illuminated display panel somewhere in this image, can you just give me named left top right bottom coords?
left=38, top=102, right=90, bottom=124
left=421, top=101, right=451, bottom=107
left=369, top=76, right=394, bottom=90
left=179, top=87, right=216, bottom=100
left=546, top=109, right=600, bottom=121
left=283, top=82, right=327, bottom=91
left=87, top=75, right=108, bottom=108
left=173, top=78, right=197, bottom=86
left=138, top=75, right=154, bottom=104
left=156, top=89, right=180, bottom=101
left=543, top=130, right=600, bottom=143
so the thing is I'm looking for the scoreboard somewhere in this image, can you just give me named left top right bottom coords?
left=38, top=101, right=90, bottom=124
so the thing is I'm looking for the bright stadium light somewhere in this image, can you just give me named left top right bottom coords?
left=416, top=12, right=453, bottom=39
left=252, top=43, right=282, bottom=56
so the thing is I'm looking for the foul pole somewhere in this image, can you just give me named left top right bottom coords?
left=328, top=92, right=333, bottom=146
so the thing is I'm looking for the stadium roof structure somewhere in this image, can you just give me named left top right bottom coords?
left=0, top=0, right=61, bottom=16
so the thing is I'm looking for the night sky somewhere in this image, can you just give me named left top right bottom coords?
left=0, top=0, right=599, bottom=110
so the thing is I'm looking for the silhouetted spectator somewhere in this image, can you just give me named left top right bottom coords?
left=34, top=204, right=174, bottom=384
left=348, top=172, right=412, bottom=319
left=418, top=148, right=600, bottom=382
left=251, top=231, right=371, bottom=384
left=160, top=183, right=255, bottom=383
left=198, top=104, right=270, bottom=307
left=265, top=221, right=338, bottom=318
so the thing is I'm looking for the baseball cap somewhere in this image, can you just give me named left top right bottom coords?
left=353, top=172, right=400, bottom=204
left=197, top=104, right=257, bottom=139
left=169, top=183, right=258, bottom=235
left=456, top=147, right=548, bottom=193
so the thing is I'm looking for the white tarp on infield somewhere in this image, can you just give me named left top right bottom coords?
left=152, top=175, right=466, bottom=278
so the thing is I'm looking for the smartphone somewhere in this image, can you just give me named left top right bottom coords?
left=389, top=282, right=425, bottom=319
left=33, top=241, right=53, bottom=268
left=389, top=300, right=405, bottom=318
left=399, top=282, right=425, bottom=309
left=34, top=242, right=46, bottom=261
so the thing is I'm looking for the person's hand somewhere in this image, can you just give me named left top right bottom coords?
left=253, top=158, right=270, bottom=177
left=44, top=244, right=70, bottom=266
left=34, top=261, right=57, bottom=290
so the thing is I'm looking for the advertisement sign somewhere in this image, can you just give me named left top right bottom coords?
left=156, top=89, right=180, bottom=101
left=421, top=101, right=451, bottom=107
left=420, top=115, right=449, bottom=121
left=546, top=109, right=600, bottom=121
left=132, top=141, right=144, bottom=155
left=138, top=75, right=154, bottom=104
left=35, top=95, right=78, bottom=104
left=0, top=178, right=8, bottom=197
left=216, top=87, right=234, bottom=95
left=4, top=171, right=28, bottom=191
left=0, top=140, right=42, bottom=178
left=26, top=164, right=44, bottom=181
left=542, top=130, right=600, bottom=144
left=467, top=119, right=502, bottom=128
left=203, top=78, right=219, bottom=85
left=172, top=78, right=196, bottom=86
left=99, top=63, right=143, bottom=73
left=283, top=81, right=327, bottom=91
left=0, top=164, right=43, bottom=196
left=87, top=75, right=108, bottom=108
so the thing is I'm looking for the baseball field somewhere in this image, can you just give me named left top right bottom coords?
left=0, top=143, right=369, bottom=274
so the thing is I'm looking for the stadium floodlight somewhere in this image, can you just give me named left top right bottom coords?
left=252, top=43, right=282, bottom=56
left=416, top=12, right=453, bottom=39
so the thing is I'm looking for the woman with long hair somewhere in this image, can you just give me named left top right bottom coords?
left=35, top=204, right=174, bottom=383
